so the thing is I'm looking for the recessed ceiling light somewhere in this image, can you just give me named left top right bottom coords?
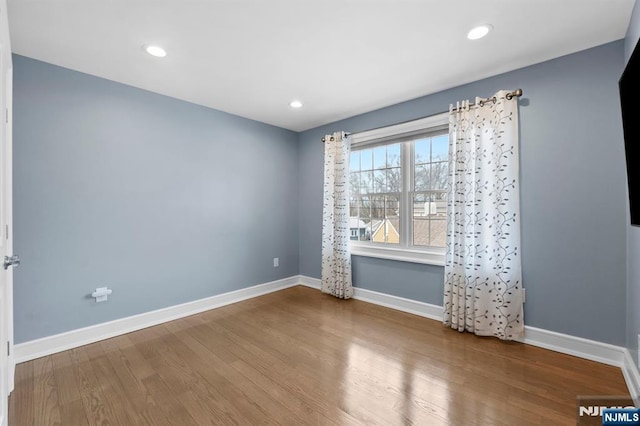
left=467, top=24, right=492, bottom=40
left=144, top=45, right=167, bottom=57
left=289, top=100, right=303, bottom=108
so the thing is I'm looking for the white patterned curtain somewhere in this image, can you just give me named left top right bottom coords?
left=321, top=131, right=353, bottom=299
left=443, top=90, right=524, bottom=340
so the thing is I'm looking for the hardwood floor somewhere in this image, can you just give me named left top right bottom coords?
left=8, top=285, right=631, bottom=425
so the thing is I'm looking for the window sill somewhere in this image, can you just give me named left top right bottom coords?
left=350, top=245, right=445, bottom=266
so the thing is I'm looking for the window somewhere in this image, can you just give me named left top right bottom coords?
left=348, top=113, right=449, bottom=265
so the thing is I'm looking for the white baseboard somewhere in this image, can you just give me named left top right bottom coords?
left=298, top=275, right=442, bottom=321
left=13, top=275, right=301, bottom=364
left=622, top=349, right=640, bottom=406
left=14, top=272, right=639, bottom=405
left=298, top=274, right=636, bottom=397
left=521, top=326, right=625, bottom=367
left=298, top=275, right=321, bottom=290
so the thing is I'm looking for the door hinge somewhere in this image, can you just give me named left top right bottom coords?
left=5, top=224, right=8, bottom=240
left=5, top=108, right=7, bottom=124
left=7, top=341, right=9, bottom=356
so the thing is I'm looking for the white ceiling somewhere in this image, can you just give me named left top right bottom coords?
left=6, top=0, right=636, bottom=132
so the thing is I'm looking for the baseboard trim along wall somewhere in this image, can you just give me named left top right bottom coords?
left=13, top=273, right=640, bottom=405
left=623, top=349, right=640, bottom=406
left=13, top=275, right=301, bottom=364
left=298, top=275, right=444, bottom=321
left=297, top=275, right=640, bottom=403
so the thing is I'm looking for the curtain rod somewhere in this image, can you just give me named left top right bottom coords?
left=321, top=88, right=523, bottom=142
left=450, top=88, right=523, bottom=112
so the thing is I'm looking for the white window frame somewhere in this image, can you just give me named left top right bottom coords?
left=349, top=112, right=449, bottom=266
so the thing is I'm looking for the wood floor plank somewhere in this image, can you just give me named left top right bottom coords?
left=66, top=347, right=118, bottom=425
left=32, top=356, right=62, bottom=425
left=90, top=354, right=148, bottom=425
left=59, top=399, right=89, bottom=426
left=8, top=286, right=633, bottom=425
left=181, top=324, right=314, bottom=424
left=8, top=359, right=34, bottom=426
left=207, top=317, right=350, bottom=418
left=50, top=352, right=82, bottom=406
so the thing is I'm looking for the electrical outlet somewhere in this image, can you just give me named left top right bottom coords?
left=273, top=257, right=279, bottom=268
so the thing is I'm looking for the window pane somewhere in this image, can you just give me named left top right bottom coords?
left=430, top=219, right=446, bottom=247
left=387, top=168, right=401, bottom=192
left=349, top=172, right=360, bottom=194
left=373, top=146, right=386, bottom=169
left=361, top=149, right=373, bottom=170
left=385, top=195, right=400, bottom=219
left=361, top=171, right=373, bottom=193
left=384, top=195, right=400, bottom=245
left=413, top=217, right=430, bottom=246
left=413, top=191, right=433, bottom=247
left=349, top=196, right=358, bottom=218
left=374, top=169, right=386, bottom=193
left=430, top=161, right=448, bottom=190
left=415, top=164, right=429, bottom=191
left=368, top=195, right=400, bottom=244
left=360, top=222, right=372, bottom=241
left=371, top=196, right=384, bottom=220
left=417, top=192, right=447, bottom=217
left=387, top=143, right=401, bottom=167
left=415, top=138, right=430, bottom=164
left=349, top=216, right=365, bottom=241
left=412, top=192, right=447, bottom=247
left=432, top=135, right=449, bottom=162
left=350, top=151, right=360, bottom=172
left=358, top=196, right=371, bottom=221
left=412, top=193, right=428, bottom=217
left=433, top=191, right=447, bottom=216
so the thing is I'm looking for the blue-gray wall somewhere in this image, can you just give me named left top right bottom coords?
left=13, top=39, right=631, bottom=347
left=298, top=41, right=628, bottom=345
left=625, top=0, right=640, bottom=369
left=13, top=55, right=299, bottom=343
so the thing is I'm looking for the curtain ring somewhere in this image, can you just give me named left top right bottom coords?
left=506, top=92, right=513, bottom=100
